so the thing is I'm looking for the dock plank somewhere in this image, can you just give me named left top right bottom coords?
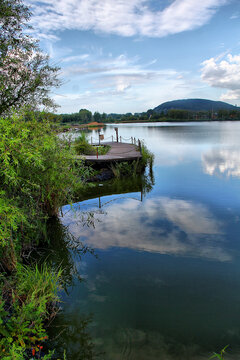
left=76, top=142, right=142, bottom=163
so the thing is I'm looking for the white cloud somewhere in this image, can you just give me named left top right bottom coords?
left=201, top=53, right=240, bottom=101
left=52, top=53, right=190, bottom=113
left=25, top=0, right=228, bottom=38
left=230, top=12, right=239, bottom=19
left=202, top=147, right=240, bottom=178
left=62, top=54, right=90, bottom=63
left=61, top=196, right=230, bottom=262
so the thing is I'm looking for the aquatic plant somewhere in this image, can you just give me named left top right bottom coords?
left=110, top=142, right=154, bottom=179
left=110, top=161, right=135, bottom=178
left=209, top=345, right=229, bottom=360
left=139, top=142, right=154, bottom=169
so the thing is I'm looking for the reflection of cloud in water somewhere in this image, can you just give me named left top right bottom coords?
left=202, top=148, right=240, bottom=178
left=62, top=197, right=231, bottom=262
left=92, top=326, right=240, bottom=360
left=153, top=144, right=198, bottom=166
left=93, top=327, right=207, bottom=360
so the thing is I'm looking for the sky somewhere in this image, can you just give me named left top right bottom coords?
left=24, top=0, right=240, bottom=114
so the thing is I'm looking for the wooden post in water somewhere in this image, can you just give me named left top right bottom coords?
left=112, top=135, right=113, bottom=142
left=138, top=139, right=142, bottom=154
left=131, top=137, right=133, bottom=144
left=114, top=127, right=119, bottom=142
left=91, top=136, right=93, bottom=145
left=120, top=136, right=122, bottom=143
left=96, top=147, right=98, bottom=159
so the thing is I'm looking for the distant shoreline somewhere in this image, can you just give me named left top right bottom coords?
left=58, top=118, right=240, bottom=131
left=110, top=118, right=240, bottom=124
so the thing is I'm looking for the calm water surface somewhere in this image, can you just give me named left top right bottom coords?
left=50, top=122, right=240, bottom=359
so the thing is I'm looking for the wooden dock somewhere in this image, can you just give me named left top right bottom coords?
left=77, top=142, right=142, bottom=163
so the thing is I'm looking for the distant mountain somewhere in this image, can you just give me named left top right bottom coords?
left=153, top=99, right=240, bottom=113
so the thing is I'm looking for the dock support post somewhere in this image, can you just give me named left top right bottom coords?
left=120, top=136, right=122, bottom=142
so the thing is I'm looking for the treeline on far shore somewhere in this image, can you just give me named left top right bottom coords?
left=55, top=108, right=240, bottom=125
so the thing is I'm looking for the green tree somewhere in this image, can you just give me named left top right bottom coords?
left=79, top=108, right=92, bottom=123
left=101, top=112, right=107, bottom=122
left=93, top=111, right=101, bottom=122
left=0, top=0, right=60, bottom=115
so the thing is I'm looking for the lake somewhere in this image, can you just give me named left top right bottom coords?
left=48, top=122, right=240, bottom=359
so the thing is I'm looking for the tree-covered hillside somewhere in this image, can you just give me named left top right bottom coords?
left=153, top=99, right=240, bottom=113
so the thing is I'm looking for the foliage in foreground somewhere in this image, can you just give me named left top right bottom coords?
left=0, top=111, right=89, bottom=271
left=0, top=264, right=62, bottom=359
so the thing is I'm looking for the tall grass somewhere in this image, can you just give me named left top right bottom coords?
left=74, top=132, right=95, bottom=155
left=74, top=133, right=110, bottom=156
left=110, top=142, right=154, bottom=179
left=110, top=161, right=136, bottom=178
left=209, top=345, right=229, bottom=360
left=0, top=263, right=62, bottom=359
left=140, top=142, right=154, bottom=169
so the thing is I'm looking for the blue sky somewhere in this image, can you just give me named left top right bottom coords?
left=24, top=0, right=240, bottom=114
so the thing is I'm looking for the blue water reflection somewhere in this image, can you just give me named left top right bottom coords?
left=56, top=122, right=240, bottom=359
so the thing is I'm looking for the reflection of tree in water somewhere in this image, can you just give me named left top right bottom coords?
left=41, top=169, right=155, bottom=359
left=41, top=170, right=155, bottom=287
left=47, top=313, right=100, bottom=360
left=75, top=170, right=155, bottom=203
left=40, top=217, right=101, bottom=359
left=44, top=216, right=98, bottom=289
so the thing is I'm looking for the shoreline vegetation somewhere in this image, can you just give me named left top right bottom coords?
left=54, top=113, right=240, bottom=134
left=0, top=110, right=154, bottom=359
left=53, top=105, right=240, bottom=130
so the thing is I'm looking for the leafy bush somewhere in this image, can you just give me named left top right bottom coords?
left=75, top=143, right=96, bottom=155
left=0, top=264, right=61, bottom=359
left=110, top=142, right=154, bottom=179
left=74, top=133, right=96, bottom=155
left=0, top=111, right=89, bottom=270
left=96, top=145, right=110, bottom=155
